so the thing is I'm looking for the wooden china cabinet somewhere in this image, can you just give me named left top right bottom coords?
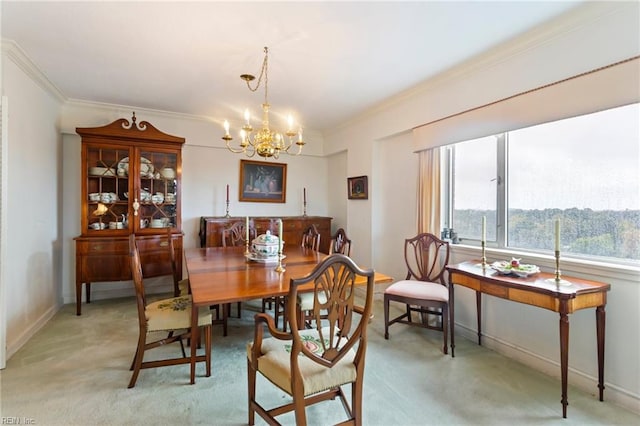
left=74, top=113, right=184, bottom=315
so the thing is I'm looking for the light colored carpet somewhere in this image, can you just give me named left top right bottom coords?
left=1, top=295, right=638, bottom=425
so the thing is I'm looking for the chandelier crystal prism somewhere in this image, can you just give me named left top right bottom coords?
left=222, top=47, right=305, bottom=159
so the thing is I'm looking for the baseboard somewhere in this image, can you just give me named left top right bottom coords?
left=454, top=322, right=640, bottom=415
left=6, top=304, right=58, bottom=361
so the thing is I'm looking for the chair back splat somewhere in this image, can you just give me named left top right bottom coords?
left=329, top=227, right=352, bottom=256
left=222, top=221, right=257, bottom=247
left=248, top=254, right=375, bottom=425
left=404, top=233, right=450, bottom=283
left=301, top=224, right=321, bottom=251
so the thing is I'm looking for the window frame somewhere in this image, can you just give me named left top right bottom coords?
left=443, top=110, right=639, bottom=268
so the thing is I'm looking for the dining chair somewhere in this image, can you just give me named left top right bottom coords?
left=166, top=228, right=228, bottom=336
left=221, top=221, right=257, bottom=318
left=221, top=220, right=257, bottom=247
left=329, top=227, right=351, bottom=256
left=128, top=234, right=212, bottom=388
left=383, top=233, right=451, bottom=354
left=300, top=224, right=321, bottom=251
left=274, top=224, right=323, bottom=331
left=295, top=226, right=342, bottom=329
left=247, top=254, right=375, bottom=426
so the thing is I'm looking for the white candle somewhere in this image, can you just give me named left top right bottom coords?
left=555, top=219, right=560, bottom=252
left=481, top=216, right=486, bottom=244
left=223, top=120, right=230, bottom=136
left=246, top=216, right=249, bottom=242
left=278, top=219, right=283, bottom=253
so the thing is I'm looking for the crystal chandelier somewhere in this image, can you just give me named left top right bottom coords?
left=222, top=47, right=305, bottom=159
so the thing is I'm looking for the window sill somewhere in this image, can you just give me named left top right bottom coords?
left=450, top=244, right=640, bottom=283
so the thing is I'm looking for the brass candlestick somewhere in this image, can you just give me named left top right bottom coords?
left=546, top=250, right=571, bottom=286
left=303, top=200, right=307, bottom=217
left=245, top=237, right=250, bottom=256
left=274, top=249, right=285, bottom=273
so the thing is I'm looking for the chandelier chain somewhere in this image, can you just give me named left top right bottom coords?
left=245, top=47, right=269, bottom=106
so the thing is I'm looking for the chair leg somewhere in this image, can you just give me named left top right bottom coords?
left=384, top=295, right=390, bottom=339
left=204, top=324, right=212, bottom=377
left=442, top=305, right=449, bottom=355
left=128, top=332, right=147, bottom=388
left=247, top=358, right=256, bottom=426
left=352, top=378, right=364, bottom=426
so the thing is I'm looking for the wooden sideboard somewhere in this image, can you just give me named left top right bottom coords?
left=74, top=233, right=183, bottom=315
left=199, top=216, right=332, bottom=254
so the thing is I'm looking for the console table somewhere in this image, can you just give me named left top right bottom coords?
left=446, top=261, right=610, bottom=418
left=199, top=216, right=332, bottom=253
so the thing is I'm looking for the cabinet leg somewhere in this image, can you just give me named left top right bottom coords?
left=76, top=281, right=82, bottom=316
left=86, top=282, right=91, bottom=304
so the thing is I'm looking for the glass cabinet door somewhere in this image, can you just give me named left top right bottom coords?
left=86, top=145, right=132, bottom=233
left=135, top=148, right=179, bottom=231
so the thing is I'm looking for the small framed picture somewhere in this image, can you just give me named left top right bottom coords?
left=239, top=159, right=287, bottom=203
left=347, top=176, right=368, bottom=200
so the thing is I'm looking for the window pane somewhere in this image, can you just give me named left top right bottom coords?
left=452, top=136, right=497, bottom=241
left=508, top=103, right=640, bottom=261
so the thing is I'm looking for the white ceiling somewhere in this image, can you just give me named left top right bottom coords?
left=2, top=1, right=585, bottom=132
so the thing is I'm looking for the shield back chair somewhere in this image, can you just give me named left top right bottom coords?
left=301, top=224, right=321, bottom=251
left=221, top=221, right=258, bottom=318
left=276, top=224, right=323, bottom=331
left=329, top=227, right=352, bottom=256
left=128, top=234, right=212, bottom=388
left=248, top=254, right=375, bottom=426
left=295, top=224, right=333, bottom=329
left=383, top=233, right=451, bottom=354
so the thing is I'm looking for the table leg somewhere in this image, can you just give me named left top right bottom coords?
left=448, top=273, right=455, bottom=357
left=190, top=302, right=198, bottom=385
left=476, top=291, right=482, bottom=345
left=596, top=305, right=606, bottom=401
left=559, top=312, right=569, bottom=418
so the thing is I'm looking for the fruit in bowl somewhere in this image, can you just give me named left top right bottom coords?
left=511, top=257, right=521, bottom=268
left=491, top=260, right=540, bottom=277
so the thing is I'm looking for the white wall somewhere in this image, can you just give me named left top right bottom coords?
left=323, top=1, right=640, bottom=413
left=2, top=46, right=63, bottom=359
left=58, top=101, right=329, bottom=303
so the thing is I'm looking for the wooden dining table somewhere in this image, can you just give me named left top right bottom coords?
left=185, top=245, right=393, bottom=384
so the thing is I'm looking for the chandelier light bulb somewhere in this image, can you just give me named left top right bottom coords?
left=244, top=109, right=251, bottom=124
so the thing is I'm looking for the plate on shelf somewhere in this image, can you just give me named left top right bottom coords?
left=246, top=253, right=286, bottom=264
left=117, top=157, right=154, bottom=178
left=88, top=166, right=116, bottom=177
left=491, top=261, right=540, bottom=277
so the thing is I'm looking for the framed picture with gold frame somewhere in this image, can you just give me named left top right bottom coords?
left=347, top=175, right=368, bottom=200
left=239, top=159, right=287, bottom=203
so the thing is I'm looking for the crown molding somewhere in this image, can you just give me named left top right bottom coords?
left=1, top=39, right=66, bottom=103
left=331, top=1, right=638, bottom=134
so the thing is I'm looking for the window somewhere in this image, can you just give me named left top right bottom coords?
left=445, top=103, right=639, bottom=264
